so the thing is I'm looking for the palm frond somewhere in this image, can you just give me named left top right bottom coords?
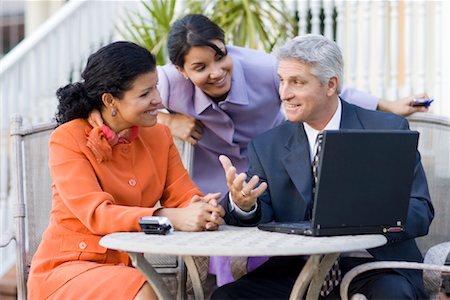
left=120, top=0, right=298, bottom=64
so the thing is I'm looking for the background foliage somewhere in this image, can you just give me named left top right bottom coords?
left=119, top=0, right=296, bottom=65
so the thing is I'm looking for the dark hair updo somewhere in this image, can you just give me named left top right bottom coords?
left=55, top=41, right=156, bottom=125
left=167, top=14, right=226, bottom=68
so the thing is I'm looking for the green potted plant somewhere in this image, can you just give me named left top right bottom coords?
left=119, top=0, right=296, bottom=64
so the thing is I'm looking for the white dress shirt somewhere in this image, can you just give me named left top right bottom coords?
left=304, top=99, right=342, bottom=159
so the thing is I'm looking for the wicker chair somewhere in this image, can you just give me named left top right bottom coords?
left=0, top=114, right=192, bottom=300
left=340, top=113, right=450, bottom=300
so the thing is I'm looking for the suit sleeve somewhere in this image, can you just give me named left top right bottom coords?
left=385, top=118, right=434, bottom=242
left=340, top=87, right=379, bottom=110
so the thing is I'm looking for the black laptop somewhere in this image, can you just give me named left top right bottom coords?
left=257, top=130, right=419, bottom=236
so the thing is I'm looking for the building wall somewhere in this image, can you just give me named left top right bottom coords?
left=0, top=0, right=64, bottom=58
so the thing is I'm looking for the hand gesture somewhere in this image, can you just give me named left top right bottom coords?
left=219, top=155, right=267, bottom=211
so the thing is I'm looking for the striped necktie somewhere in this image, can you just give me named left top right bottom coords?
left=312, top=133, right=342, bottom=297
left=312, top=133, right=324, bottom=197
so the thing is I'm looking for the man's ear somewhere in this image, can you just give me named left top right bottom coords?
left=175, top=65, right=189, bottom=80
left=101, top=93, right=115, bottom=108
left=327, top=76, right=338, bottom=96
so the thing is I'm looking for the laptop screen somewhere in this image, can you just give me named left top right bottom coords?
left=311, top=130, right=418, bottom=236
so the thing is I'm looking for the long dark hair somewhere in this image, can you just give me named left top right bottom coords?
left=55, top=41, right=156, bottom=125
left=167, top=14, right=226, bottom=68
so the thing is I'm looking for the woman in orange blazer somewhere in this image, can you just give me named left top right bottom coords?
left=27, top=41, right=225, bottom=300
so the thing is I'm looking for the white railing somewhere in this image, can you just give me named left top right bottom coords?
left=0, top=0, right=139, bottom=276
left=297, top=0, right=449, bottom=118
left=1, top=0, right=449, bottom=276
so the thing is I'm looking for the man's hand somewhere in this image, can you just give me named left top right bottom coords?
left=219, top=155, right=267, bottom=212
left=157, top=112, right=204, bottom=144
left=377, top=93, right=430, bottom=117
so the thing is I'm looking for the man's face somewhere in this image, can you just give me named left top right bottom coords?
left=278, top=59, right=335, bottom=127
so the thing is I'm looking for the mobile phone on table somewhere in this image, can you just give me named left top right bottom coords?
left=410, top=98, right=434, bottom=107
left=139, top=216, right=173, bottom=235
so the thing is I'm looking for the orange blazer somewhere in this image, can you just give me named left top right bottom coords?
left=28, top=119, right=200, bottom=299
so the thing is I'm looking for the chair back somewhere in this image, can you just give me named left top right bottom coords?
left=408, top=113, right=450, bottom=254
left=10, top=115, right=55, bottom=300
left=173, top=137, right=194, bottom=175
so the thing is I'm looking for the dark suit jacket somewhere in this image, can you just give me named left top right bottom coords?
left=222, top=100, right=434, bottom=296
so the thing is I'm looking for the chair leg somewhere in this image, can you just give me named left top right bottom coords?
left=128, top=252, right=174, bottom=300
left=177, top=255, right=187, bottom=300
left=184, top=256, right=204, bottom=300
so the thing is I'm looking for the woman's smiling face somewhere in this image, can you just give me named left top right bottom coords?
left=178, top=39, right=233, bottom=100
left=109, top=71, right=162, bottom=132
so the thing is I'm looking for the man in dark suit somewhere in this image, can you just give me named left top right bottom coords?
left=212, top=34, right=434, bottom=299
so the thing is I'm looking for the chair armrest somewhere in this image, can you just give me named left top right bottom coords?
left=0, top=229, right=15, bottom=248
left=339, top=261, right=450, bottom=300
left=423, top=242, right=450, bottom=296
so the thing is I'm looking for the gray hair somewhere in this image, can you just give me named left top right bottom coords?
left=273, top=34, right=343, bottom=94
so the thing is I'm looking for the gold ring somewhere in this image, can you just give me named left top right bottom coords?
left=241, top=190, right=247, bottom=197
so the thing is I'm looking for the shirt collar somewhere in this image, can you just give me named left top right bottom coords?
left=226, top=55, right=248, bottom=105
left=303, top=99, right=342, bottom=159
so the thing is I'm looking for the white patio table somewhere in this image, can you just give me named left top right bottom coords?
left=100, top=225, right=386, bottom=300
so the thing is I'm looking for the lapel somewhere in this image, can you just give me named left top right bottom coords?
left=281, top=123, right=314, bottom=208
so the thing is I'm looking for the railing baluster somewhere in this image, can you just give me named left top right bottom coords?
left=297, top=0, right=309, bottom=36
left=349, top=1, right=358, bottom=88
left=323, top=0, right=334, bottom=40
left=362, top=1, right=371, bottom=92
left=415, top=1, right=426, bottom=94
left=389, top=0, right=399, bottom=100
left=433, top=1, right=442, bottom=112
left=376, top=1, right=386, bottom=98
left=403, top=0, right=413, bottom=96
left=310, top=1, right=321, bottom=35
left=335, top=0, right=345, bottom=51
left=32, top=47, right=42, bottom=124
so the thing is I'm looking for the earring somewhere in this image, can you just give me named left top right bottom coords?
left=111, top=108, right=117, bottom=117
left=184, top=76, right=189, bottom=80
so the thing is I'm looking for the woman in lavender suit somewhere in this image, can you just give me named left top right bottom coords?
left=156, top=14, right=428, bottom=287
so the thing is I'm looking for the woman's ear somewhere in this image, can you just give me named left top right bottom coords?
left=101, top=93, right=115, bottom=108
left=326, top=76, right=338, bottom=96
left=175, top=66, right=189, bottom=80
